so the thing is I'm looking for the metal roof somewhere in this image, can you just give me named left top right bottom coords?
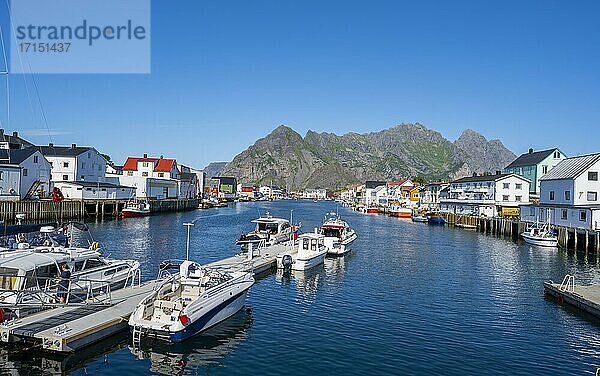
left=452, top=173, right=529, bottom=184
left=505, top=148, right=558, bottom=169
left=539, top=153, right=600, bottom=181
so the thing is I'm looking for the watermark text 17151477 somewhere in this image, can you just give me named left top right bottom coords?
left=10, top=0, right=150, bottom=74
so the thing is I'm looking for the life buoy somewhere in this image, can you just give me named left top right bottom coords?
left=0, top=308, right=5, bottom=323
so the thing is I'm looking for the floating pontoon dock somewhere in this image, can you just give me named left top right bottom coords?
left=544, top=275, right=600, bottom=317
left=0, top=242, right=296, bottom=353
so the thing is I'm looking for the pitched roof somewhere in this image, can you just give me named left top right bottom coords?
left=0, top=131, right=34, bottom=148
left=365, top=180, right=386, bottom=189
left=452, top=173, right=528, bottom=184
left=122, top=156, right=176, bottom=172
left=505, top=148, right=558, bottom=169
left=539, top=153, right=600, bottom=181
left=0, top=148, right=39, bottom=165
left=37, top=145, right=95, bottom=157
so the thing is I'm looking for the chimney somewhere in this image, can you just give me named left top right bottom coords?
left=143, top=153, right=148, bottom=158
left=12, top=131, right=18, bottom=137
left=49, top=142, right=54, bottom=147
left=496, top=170, right=501, bottom=175
left=0, top=129, right=4, bottom=137
left=160, top=155, right=163, bottom=159
left=472, top=172, right=477, bottom=177
left=528, top=148, right=533, bottom=154
left=71, top=143, right=76, bottom=149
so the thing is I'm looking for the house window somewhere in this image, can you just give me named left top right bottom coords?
left=142, top=162, right=149, bottom=167
left=561, top=209, right=568, bottom=220
left=554, top=151, right=561, bottom=158
left=502, top=195, right=509, bottom=201
left=542, top=165, right=548, bottom=174
left=33, top=155, right=38, bottom=163
left=565, top=191, right=571, bottom=201
left=81, top=162, right=86, bottom=169
left=62, top=174, right=68, bottom=181
left=0, top=171, right=3, bottom=180
left=549, top=191, right=555, bottom=201
left=158, top=172, right=164, bottom=177
left=23, top=169, right=28, bottom=176
left=515, top=195, right=522, bottom=202
left=589, top=172, right=598, bottom=181
left=580, top=210, right=587, bottom=222
left=503, top=183, right=510, bottom=189
left=515, top=183, right=522, bottom=190
left=81, top=175, right=85, bottom=180
left=588, top=191, right=597, bottom=201
left=63, top=162, right=69, bottom=168
left=127, top=171, right=133, bottom=176
left=142, top=172, right=148, bottom=177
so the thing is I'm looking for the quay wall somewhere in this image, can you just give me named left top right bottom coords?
left=0, top=198, right=199, bottom=223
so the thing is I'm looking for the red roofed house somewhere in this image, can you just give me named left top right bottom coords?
left=117, top=154, right=182, bottom=199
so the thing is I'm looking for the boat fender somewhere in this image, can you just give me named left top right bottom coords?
left=557, top=294, right=564, bottom=305
left=89, top=241, right=100, bottom=251
left=0, top=308, right=4, bottom=323
left=281, top=254, right=293, bottom=269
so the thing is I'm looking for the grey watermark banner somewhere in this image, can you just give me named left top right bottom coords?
left=10, top=0, right=151, bottom=74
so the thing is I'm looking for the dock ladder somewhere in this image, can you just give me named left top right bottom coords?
left=560, top=274, right=575, bottom=293
left=132, top=325, right=146, bottom=349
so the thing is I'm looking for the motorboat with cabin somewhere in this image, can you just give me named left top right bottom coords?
left=0, top=223, right=140, bottom=320
left=319, top=212, right=357, bottom=255
left=427, top=213, right=446, bottom=225
left=236, top=213, right=296, bottom=251
left=121, top=200, right=151, bottom=218
left=389, top=203, right=412, bottom=218
left=276, top=232, right=328, bottom=271
left=128, top=260, right=254, bottom=343
left=521, top=218, right=558, bottom=248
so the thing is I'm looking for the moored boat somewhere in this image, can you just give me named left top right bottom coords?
left=366, top=206, right=379, bottom=214
left=128, top=260, right=254, bottom=342
left=319, top=212, right=357, bottom=255
left=389, top=204, right=412, bottom=218
left=427, top=213, right=446, bottom=225
left=521, top=223, right=558, bottom=247
left=277, top=233, right=328, bottom=271
left=121, top=200, right=151, bottom=218
left=236, top=212, right=296, bottom=251
left=412, top=215, right=428, bottom=222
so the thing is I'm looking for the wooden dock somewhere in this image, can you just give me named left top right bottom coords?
left=544, top=276, right=600, bottom=317
left=0, top=243, right=295, bottom=353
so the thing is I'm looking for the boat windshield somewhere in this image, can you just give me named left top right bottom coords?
left=257, top=223, right=279, bottom=234
left=0, top=267, right=19, bottom=289
left=322, top=227, right=341, bottom=238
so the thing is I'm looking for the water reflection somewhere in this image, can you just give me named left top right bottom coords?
left=0, top=332, right=129, bottom=375
left=130, top=307, right=253, bottom=375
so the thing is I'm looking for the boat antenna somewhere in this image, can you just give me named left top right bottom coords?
left=290, top=209, right=294, bottom=225
left=183, top=222, right=194, bottom=261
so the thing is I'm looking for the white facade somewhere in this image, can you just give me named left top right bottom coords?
left=439, top=174, right=530, bottom=217
left=303, top=189, right=326, bottom=200
left=523, top=153, right=600, bottom=230
left=420, top=183, right=449, bottom=207
left=55, top=182, right=135, bottom=200
left=43, top=147, right=107, bottom=183
left=119, top=157, right=182, bottom=199
left=0, top=150, right=52, bottom=200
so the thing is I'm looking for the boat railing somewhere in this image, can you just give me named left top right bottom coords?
left=560, top=274, right=575, bottom=293
left=0, top=274, right=113, bottom=310
left=126, top=267, right=142, bottom=288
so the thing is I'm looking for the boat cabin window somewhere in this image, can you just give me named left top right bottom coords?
left=257, top=223, right=279, bottom=234
left=303, top=238, right=309, bottom=250
left=74, top=261, right=85, bottom=272
left=311, top=239, right=317, bottom=251
left=23, top=270, right=37, bottom=289
left=84, top=259, right=106, bottom=270
left=0, top=267, right=19, bottom=289
left=323, top=227, right=341, bottom=237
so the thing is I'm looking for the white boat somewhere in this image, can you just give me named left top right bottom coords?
left=0, top=224, right=140, bottom=320
left=276, top=233, right=328, bottom=271
left=128, top=260, right=254, bottom=342
left=319, top=212, right=357, bottom=255
left=236, top=212, right=295, bottom=250
left=412, top=215, right=428, bottom=222
left=389, top=204, right=412, bottom=218
left=521, top=223, right=558, bottom=247
left=121, top=200, right=151, bottom=218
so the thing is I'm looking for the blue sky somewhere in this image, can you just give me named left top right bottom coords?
left=1, top=0, right=599, bottom=168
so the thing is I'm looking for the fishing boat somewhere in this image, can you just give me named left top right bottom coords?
left=427, top=213, right=446, bottom=225
left=366, top=206, right=379, bottom=214
left=276, top=233, right=328, bottom=271
left=121, top=200, right=151, bottom=218
left=319, top=212, right=357, bottom=255
left=389, top=203, right=412, bottom=218
left=129, top=260, right=254, bottom=342
left=412, top=215, right=428, bottom=222
left=236, top=212, right=295, bottom=251
left=0, top=224, right=140, bottom=320
left=521, top=214, right=558, bottom=247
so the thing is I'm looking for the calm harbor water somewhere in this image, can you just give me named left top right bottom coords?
left=1, top=200, right=600, bottom=375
